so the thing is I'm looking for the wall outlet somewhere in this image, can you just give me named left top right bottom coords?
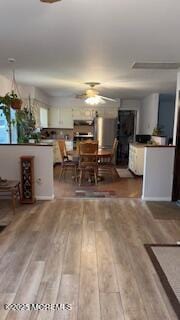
left=36, top=178, right=42, bottom=185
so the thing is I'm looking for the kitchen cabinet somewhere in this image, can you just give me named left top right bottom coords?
left=48, top=105, right=118, bottom=128
left=72, top=108, right=95, bottom=120
left=128, top=143, right=145, bottom=175
left=48, top=107, right=73, bottom=128
left=72, top=106, right=118, bottom=120
left=60, top=107, right=73, bottom=128
left=96, top=107, right=118, bottom=118
left=48, top=107, right=60, bottom=128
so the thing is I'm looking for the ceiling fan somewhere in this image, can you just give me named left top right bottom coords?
left=76, top=82, right=117, bottom=105
left=40, top=0, right=61, bottom=3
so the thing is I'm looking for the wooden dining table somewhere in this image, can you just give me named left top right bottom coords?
left=67, top=148, right=112, bottom=159
left=67, top=148, right=112, bottom=183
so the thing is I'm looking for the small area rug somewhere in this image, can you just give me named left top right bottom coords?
left=146, top=202, right=180, bottom=220
left=75, top=190, right=117, bottom=198
left=145, top=244, right=180, bottom=318
left=116, top=168, right=134, bottom=178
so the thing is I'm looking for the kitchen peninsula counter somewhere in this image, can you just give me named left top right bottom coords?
left=142, top=145, right=175, bottom=201
left=0, top=143, right=53, bottom=146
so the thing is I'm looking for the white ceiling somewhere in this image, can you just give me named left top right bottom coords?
left=0, top=0, right=179, bottom=98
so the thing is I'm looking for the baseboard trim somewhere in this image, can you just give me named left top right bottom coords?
left=141, top=196, right=172, bottom=202
left=36, top=195, right=55, bottom=201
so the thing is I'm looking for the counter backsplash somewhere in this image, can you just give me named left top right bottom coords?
left=41, top=128, right=73, bottom=140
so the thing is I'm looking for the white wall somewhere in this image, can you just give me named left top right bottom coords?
left=142, top=146, right=175, bottom=201
left=0, top=145, right=54, bottom=200
left=34, top=87, right=51, bottom=106
left=139, top=93, right=159, bottom=134
left=0, top=74, right=35, bottom=99
left=0, top=74, right=50, bottom=106
left=0, top=74, right=12, bottom=95
left=50, top=96, right=120, bottom=109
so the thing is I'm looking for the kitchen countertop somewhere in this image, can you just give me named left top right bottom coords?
left=130, top=143, right=175, bottom=148
left=0, top=143, right=53, bottom=146
left=145, top=145, right=175, bottom=148
left=130, top=143, right=148, bottom=148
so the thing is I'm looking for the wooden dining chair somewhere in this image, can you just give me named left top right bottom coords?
left=98, top=138, right=118, bottom=179
left=78, top=141, right=98, bottom=186
left=58, top=140, right=78, bottom=182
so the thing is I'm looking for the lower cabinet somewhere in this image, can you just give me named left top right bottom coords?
left=128, top=144, right=145, bottom=175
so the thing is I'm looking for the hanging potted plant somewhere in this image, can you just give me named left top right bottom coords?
left=9, top=90, right=22, bottom=110
left=0, top=59, right=23, bottom=143
left=1, top=91, right=22, bottom=110
left=1, top=58, right=23, bottom=110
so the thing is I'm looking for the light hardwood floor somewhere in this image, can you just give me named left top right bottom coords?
left=0, top=199, right=179, bottom=320
left=54, top=164, right=143, bottom=198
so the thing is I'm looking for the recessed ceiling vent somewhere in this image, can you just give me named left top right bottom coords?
left=132, top=62, right=180, bottom=70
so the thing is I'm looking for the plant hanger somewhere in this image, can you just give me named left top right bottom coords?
left=5, top=58, right=22, bottom=110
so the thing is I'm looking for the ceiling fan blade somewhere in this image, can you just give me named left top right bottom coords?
left=76, top=94, right=88, bottom=99
left=40, top=0, right=61, bottom=3
left=99, top=95, right=117, bottom=102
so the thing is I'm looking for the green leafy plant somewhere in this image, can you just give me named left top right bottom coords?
left=0, top=91, right=23, bottom=143
left=152, top=127, right=162, bottom=136
left=16, top=107, right=36, bottom=143
left=29, top=132, right=41, bottom=143
left=0, top=95, right=36, bottom=143
left=0, top=91, right=22, bottom=110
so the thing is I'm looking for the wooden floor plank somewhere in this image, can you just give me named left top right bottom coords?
left=0, top=198, right=179, bottom=320
left=78, top=252, right=101, bottom=320
left=100, top=292, right=125, bottom=320
left=5, top=261, right=45, bottom=320
left=53, top=274, right=79, bottom=320
left=96, top=231, right=119, bottom=293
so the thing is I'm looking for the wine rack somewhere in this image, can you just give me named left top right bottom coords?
left=20, top=156, right=35, bottom=203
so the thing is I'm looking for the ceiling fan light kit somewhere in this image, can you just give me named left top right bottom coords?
left=85, top=96, right=105, bottom=106
left=76, top=82, right=117, bottom=106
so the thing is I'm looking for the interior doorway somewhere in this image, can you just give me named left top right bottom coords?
left=173, top=107, right=180, bottom=201
left=116, top=110, right=137, bottom=165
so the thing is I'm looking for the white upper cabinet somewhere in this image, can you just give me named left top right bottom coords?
left=48, top=106, right=73, bottom=128
left=48, top=107, right=60, bottom=128
left=48, top=105, right=118, bottom=128
left=72, top=108, right=95, bottom=120
left=59, top=107, right=73, bottom=128
left=97, top=107, right=118, bottom=118
left=72, top=106, right=118, bottom=119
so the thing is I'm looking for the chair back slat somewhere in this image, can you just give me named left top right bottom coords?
left=79, top=141, right=98, bottom=166
left=111, top=138, right=118, bottom=160
left=58, top=140, right=67, bottom=160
